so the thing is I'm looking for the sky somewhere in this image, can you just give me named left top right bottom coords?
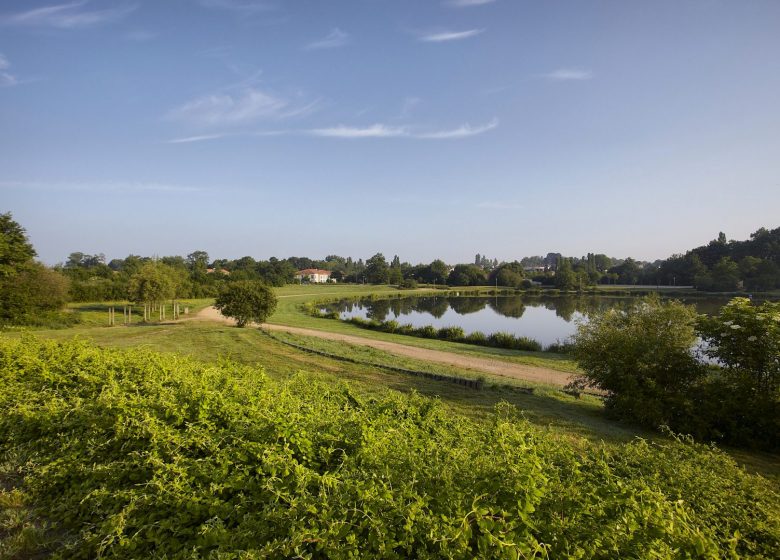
left=1, top=0, right=779, bottom=265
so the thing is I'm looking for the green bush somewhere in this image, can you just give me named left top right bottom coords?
left=487, top=332, right=543, bottom=352
left=464, top=331, right=488, bottom=345
left=381, top=320, right=400, bottom=333
left=1, top=338, right=778, bottom=558
left=415, top=325, right=439, bottom=339
left=437, top=326, right=465, bottom=341
left=215, top=281, right=277, bottom=327
left=573, top=295, right=704, bottom=427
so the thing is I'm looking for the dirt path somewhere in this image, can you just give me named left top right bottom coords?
left=193, top=306, right=574, bottom=387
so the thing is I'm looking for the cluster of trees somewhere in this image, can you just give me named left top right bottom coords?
left=657, top=228, right=780, bottom=291
left=45, top=227, right=780, bottom=301
left=573, top=296, right=779, bottom=449
left=0, top=213, right=70, bottom=325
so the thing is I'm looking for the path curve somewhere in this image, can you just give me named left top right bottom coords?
left=194, top=306, right=574, bottom=387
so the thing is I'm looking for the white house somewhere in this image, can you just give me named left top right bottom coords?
left=295, top=268, right=333, bottom=283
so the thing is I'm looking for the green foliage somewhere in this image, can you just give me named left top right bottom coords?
left=554, top=259, right=578, bottom=291
left=486, top=332, right=543, bottom=352
left=0, top=213, right=71, bottom=325
left=365, top=253, right=390, bottom=284
left=0, top=212, right=36, bottom=278
left=0, top=263, right=70, bottom=323
left=488, top=262, right=525, bottom=288
left=573, top=296, right=704, bottom=426
left=695, top=298, right=780, bottom=448
left=699, top=298, right=780, bottom=393
left=437, top=326, right=465, bottom=341
left=574, top=296, right=780, bottom=449
left=215, top=280, right=278, bottom=327
left=1, top=338, right=778, bottom=558
left=447, top=264, right=487, bottom=287
left=127, top=262, right=177, bottom=307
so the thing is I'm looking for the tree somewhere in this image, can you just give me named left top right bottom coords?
left=709, top=257, right=740, bottom=291
left=215, top=281, right=277, bottom=327
left=572, top=296, right=703, bottom=427
left=488, top=262, right=525, bottom=288
left=365, top=253, right=389, bottom=284
left=127, top=263, right=176, bottom=310
left=447, top=264, right=487, bottom=286
left=554, top=259, right=577, bottom=290
left=0, top=212, right=36, bottom=277
left=0, top=213, right=70, bottom=323
left=0, top=263, right=70, bottom=322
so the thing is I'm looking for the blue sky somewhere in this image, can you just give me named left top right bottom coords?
left=2, top=0, right=779, bottom=265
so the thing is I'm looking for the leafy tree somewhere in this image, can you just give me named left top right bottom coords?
left=215, top=281, right=277, bottom=327
left=446, top=264, right=487, bottom=286
left=0, top=263, right=70, bottom=322
left=707, top=257, right=741, bottom=291
left=364, top=253, right=389, bottom=284
left=127, top=263, right=176, bottom=309
left=488, top=262, right=525, bottom=288
left=554, top=258, right=578, bottom=290
left=0, top=212, right=36, bottom=277
left=573, top=296, right=703, bottom=427
left=0, top=213, right=70, bottom=324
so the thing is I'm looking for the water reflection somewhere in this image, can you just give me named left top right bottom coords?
left=323, top=295, right=735, bottom=347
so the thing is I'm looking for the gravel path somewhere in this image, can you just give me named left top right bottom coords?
left=194, top=306, right=574, bottom=387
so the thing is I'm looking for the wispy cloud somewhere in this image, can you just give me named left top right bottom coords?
left=416, top=118, right=498, bottom=139
left=166, top=133, right=228, bottom=144
left=544, top=68, right=593, bottom=81
left=0, top=180, right=210, bottom=193
left=476, top=201, right=523, bottom=210
left=308, top=118, right=498, bottom=139
left=304, top=28, right=349, bottom=50
left=198, top=0, right=275, bottom=15
left=0, top=1, right=137, bottom=29
left=308, top=124, right=408, bottom=139
left=167, top=88, right=318, bottom=127
left=419, top=28, right=484, bottom=42
left=0, top=53, right=18, bottom=87
left=446, top=0, right=497, bottom=7
left=166, top=118, right=498, bottom=142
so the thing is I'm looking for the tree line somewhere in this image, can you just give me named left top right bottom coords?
left=2, top=212, right=779, bottom=326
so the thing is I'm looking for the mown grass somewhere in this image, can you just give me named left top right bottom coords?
left=268, top=286, right=580, bottom=373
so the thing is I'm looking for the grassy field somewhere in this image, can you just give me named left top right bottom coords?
left=0, top=285, right=780, bottom=479
left=5, top=288, right=779, bottom=478
left=268, top=285, right=581, bottom=372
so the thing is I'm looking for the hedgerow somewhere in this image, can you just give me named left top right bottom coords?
left=1, top=337, right=778, bottom=558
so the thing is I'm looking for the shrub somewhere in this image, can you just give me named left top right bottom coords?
left=464, top=331, right=488, bottom=345
left=572, top=295, right=704, bottom=427
left=437, top=326, right=465, bottom=341
left=415, top=325, right=438, bottom=339
left=381, top=320, right=400, bottom=333
left=214, top=280, right=277, bottom=327
left=1, top=338, right=778, bottom=558
left=546, top=340, right=574, bottom=354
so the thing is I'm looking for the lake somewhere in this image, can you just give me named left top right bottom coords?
left=322, top=295, right=736, bottom=347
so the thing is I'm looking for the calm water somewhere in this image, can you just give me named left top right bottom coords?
left=323, top=295, right=734, bottom=347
